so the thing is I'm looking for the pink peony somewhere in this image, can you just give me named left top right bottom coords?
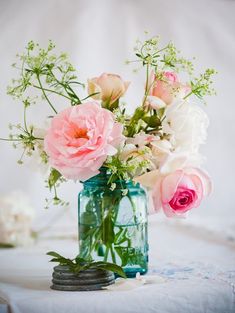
left=149, top=71, right=189, bottom=105
left=152, top=168, right=211, bottom=218
left=44, top=102, right=123, bottom=181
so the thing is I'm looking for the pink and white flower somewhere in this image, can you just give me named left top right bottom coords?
left=152, top=167, right=211, bottom=218
left=134, top=155, right=211, bottom=218
left=148, top=71, right=190, bottom=105
left=88, top=73, right=130, bottom=104
left=44, top=102, right=124, bottom=181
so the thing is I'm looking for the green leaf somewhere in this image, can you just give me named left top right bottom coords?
left=0, top=243, right=15, bottom=248
left=75, top=256, right=87, bottom=265
left=91, top=261, right=127, bottom=278
left=46, top=250, right=126, bottom=278
left=48, top=169, right=61, bottom=190
left=46, top=251, right=74, bottom=267
left=114, top=246, right=129, bottom=267
left=81, top=92, right=100, bottom=102
left=46, top=251, right=64, bottom=259
left=143, top=115, right=161, bottom=128
left=80, top=211, right=97, bottom=226
left=158, top=107, right=165, bottom=119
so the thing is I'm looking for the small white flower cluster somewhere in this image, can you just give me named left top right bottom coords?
left=0, top=191, right=34, bottom=246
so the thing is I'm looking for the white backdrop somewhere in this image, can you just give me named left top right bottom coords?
left=0, top=0, right=235, bottom=229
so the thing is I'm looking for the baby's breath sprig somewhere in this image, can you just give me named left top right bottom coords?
left=7, top=40, right=85, bottom=113
left=112, top=102, right=127, bottom=124
left=126, top=34, right=216, bottom=128
left=0, top=120, right=44, bottom=165
left=128, top=36, right=194, bottom=79
left=184, top=68, right=217, bottom=101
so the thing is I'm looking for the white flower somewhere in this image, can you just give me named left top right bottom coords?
left=126, top=131, right=157, bottom=148
left=162, top=100, right=209, bottom=153
left=150, top=139, right=172, bottom=168
left=0, top=191, right=34, bottom=246
left=123, top=133, right=173, bottom=173
left=27, top=127, right=50, bottom=175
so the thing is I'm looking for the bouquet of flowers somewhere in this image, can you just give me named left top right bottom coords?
left=2, top=35, right=216, bottom=278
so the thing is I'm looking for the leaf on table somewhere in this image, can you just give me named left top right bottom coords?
left=91, top=261, right=126, bottom=278
left=0, top=242, right=15, bottom=248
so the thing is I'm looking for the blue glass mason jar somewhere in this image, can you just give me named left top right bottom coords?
left=78, top=168, right=148, bottom=278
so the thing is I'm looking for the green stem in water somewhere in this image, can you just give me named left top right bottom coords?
left=127, top=193, right=138, bottom=225
left=110, top=245, right=116, bottom=263
left=104, top=246, right=110, bottom=262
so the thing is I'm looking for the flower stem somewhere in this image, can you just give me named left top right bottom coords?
left=0, top=138, right=22, bottom=141
left=104, top=246, right=109, bottom=262
left=110, top=245, right=116, bottom=263
left=23, top=105, right=29, bottom=133
left=127, top=194, right=138, bottom=225
left=145, top=63, right=149, bottom=95
left=31, top=84, right=71, bottom=100
left=36, top=75, right=57, bottom=114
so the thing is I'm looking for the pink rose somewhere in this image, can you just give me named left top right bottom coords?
left=149, top=71, right=189, bottom=105
left=152, top=168, right=211, bottom=218
left=88, top=73, right=130, bottom=104
left=44, top=102, right=123, bottom=181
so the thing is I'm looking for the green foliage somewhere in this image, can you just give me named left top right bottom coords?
left=185, top=68, right=217, bottom=101
left=48, top=168, right=62, bottom=190
left=0, top=121, right=45, bottom=165
left=7, top=40, right=84, bottom=111
left=101, top=214, right=115, bottom=246
left=130, top=35, right=194, bottom=75
left=127, top=34, right=216, bottom=105
left=45, top=168, right=69, bottom=209
left=46, top=251, right=127, bottom=278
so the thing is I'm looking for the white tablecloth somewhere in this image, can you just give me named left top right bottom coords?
left=0, top=218, right=235, bottom=313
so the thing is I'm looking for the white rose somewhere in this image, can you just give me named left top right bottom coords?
left=162, top=100, right=209, bottom=153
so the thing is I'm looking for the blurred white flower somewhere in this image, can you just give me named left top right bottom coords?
left=28, top=127, right=50, bottom=175
left=162, top=100, right=209, bottom=153
left=0, top=191, right=34, bottom=246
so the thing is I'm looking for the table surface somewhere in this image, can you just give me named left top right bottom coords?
left=0, top=217, right=235, bottom=313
